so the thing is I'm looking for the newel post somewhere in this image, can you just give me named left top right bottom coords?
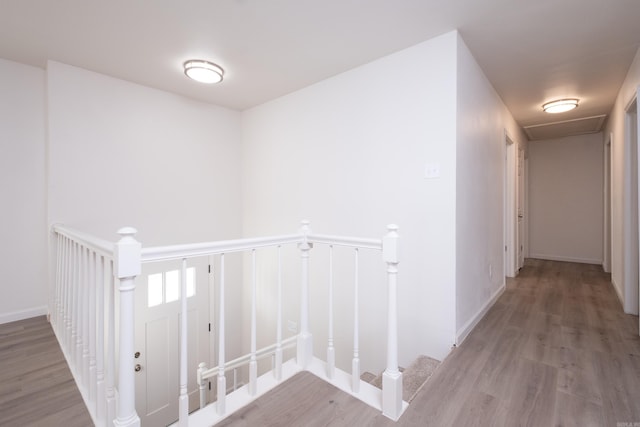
left=297, top=220, right=313, bottom=368
left=114, top=227, right=141, bottom=427
left=382, top=224, right=403, bottom=420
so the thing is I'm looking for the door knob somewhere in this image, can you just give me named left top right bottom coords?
left=135, top=364, right=141, bottom=372
left=135, top=351, right=140, bottom=358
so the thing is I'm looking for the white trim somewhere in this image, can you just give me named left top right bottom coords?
left=504, top=132, right=517, bottom=278
left=612, top=277, right=624, bottom=307
left=455, top=284, right=505, bottom=345
left=528, top=254, right=603, bottom=265
left=0, top=306, right=48, bottom=325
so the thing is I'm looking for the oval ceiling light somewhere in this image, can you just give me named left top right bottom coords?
left=184, top=60, right=224, bottom=84
left=542, top=98, right=579, bottom=114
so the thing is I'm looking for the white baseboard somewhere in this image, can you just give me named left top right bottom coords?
left=455, top=284, right=505, bottom=346
left=528, top=253, right=602, bottom=265
left=0, top=306, right=48, bottom=325
left=611, top=277, right=624, bottom=307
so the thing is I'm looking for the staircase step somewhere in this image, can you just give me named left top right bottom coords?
left=402, top=355, right=440, bottom=402
left=367, top=355, right=440, bottom=403
left=360, top=371, right=376, bottom=383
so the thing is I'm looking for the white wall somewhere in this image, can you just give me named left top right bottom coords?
left=604, top=47, right=640, bottom=313
left=528, top=133, right=604, bottom=264
left=241, top=32, right=459, bottom=366
left=46, top=61, right=246, bottom=355
left=47, top=61, right=243, bottom=245
left=0, top=59, right=48, bottom=323
left=454, top=36, right=525, bottom=342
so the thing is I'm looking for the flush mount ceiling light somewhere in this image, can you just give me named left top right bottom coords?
left=542, top=98, right=579, bottom=114
left=183, top=60, right=224, bottom=84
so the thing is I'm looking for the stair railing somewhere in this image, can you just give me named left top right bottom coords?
left=52, top=225, right=141, bottom=427
left=51, top=221, right=403, bottom=427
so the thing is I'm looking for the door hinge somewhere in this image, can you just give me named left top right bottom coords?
left=208, top=323, right=211, bottom=332
left=208, top=265, right=211, bottom=273
left=209, top=381, right=211, bottom=390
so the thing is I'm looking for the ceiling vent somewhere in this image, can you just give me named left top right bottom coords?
left=523, top=115, right=607, bottom=141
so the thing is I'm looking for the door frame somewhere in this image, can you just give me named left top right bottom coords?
left=604, top=132, right=613, bottom=273
left=517, top=142, right=526, bottom=270
left=504, top=131, right=518, bottom=277
left=623, top=95, right=639, bottom=316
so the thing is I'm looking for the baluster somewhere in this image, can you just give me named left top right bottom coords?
left=96, top=254, right=106, bottom=424
left=382, top=225, right=403, bottom=420
left=352, top=248, right=360, bottom=392
left=53, top=233, right=61, bottom=328
left=58, top=236, right=66, bottom=339
left=327, top=245, right=335, bottom=379
left=297, top=220, right=313, bottom=368
left=82, top=246, right=90, bottom=390
left=217, top=253, right=226, bottom=416
left=114, top=227, right=141, bottom=427
left=178, top=258, right=188, bottom=427
left=249, top=249, right=257, bottom=396
left=274, top=245, right=283, bottom=381
left=89, top=251, right=97, bottom=407
left=197, top=362, right=207, bottom=409
left=61, top=236, right=69, bottom=338
left=64, top=239, right=73, bottom=352
left=69, top=241, right=75, bottom=365
left=74, top=242, right=82, bottom=373
left=106, top=260, right=117, bottom=426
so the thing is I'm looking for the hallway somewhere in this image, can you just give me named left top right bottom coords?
left=410, top=258, right=640, bottom=425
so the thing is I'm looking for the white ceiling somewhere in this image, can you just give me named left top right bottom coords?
left=1, top=0, right=639, bottom=138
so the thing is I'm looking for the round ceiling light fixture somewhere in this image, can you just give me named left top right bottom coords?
left=542, top=98, right=579, bottom=114
left=184, top=60, right=224, bottom=84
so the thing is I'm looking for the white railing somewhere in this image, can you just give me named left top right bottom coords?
left=51, top=221, right=403, bottom=427
left=52, top=225, right=141, bottom=427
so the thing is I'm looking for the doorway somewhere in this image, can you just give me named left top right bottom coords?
left=134, top=257, right=210, bottom=426
left=504, top=133, right=518, bottom=277
left=517, top=142, right=526, bottom=270
left=604, top=133, right=612, bottom=273
left=624, top=96, right=639, bottom=318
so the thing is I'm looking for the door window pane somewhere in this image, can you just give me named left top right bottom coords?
left=165, top=270, right=180, bottom=303
left=186, top=267, right=196, bottom=298
left=148, top=273, right=163, bottom=307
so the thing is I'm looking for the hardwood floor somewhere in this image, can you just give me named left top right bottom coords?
left=0, top=316, right=92, bottom=427
left=2, top=260, right=638, bottom=426
left=220, top=259, right=640, bottom=426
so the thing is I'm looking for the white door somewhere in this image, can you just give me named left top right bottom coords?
left=517, top=143, right=526, bottom=270
left=135, top=257, right=210, bottom=426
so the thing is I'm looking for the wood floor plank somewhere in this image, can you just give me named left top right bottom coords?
left=0, top=316, right=92, bottom=427
left=553, top=390, right=604, bottom=427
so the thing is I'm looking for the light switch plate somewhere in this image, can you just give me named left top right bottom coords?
left=424, top=163, right=441, bottom=179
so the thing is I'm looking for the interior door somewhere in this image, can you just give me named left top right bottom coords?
left=134, top=257, right=210, bottom=426
left=517, top=143, right=526, bottom=270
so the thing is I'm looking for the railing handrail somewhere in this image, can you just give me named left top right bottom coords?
left=52, top=225, right=384, bottom=263
left=140, top=232, right=383, bottom=263
left=52, top=224, right=115, bottom=258
left=141, top=234, right=303, bottom=262
left=51, top=221, right=402, bottom=426
left=200, top=336, right=298, bottom=383
left=307, top=233, right=382, bottom=250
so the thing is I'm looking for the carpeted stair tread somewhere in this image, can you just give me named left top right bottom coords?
left=367, top=355, right=440, bottom=403
left=360, top=372, right=377, bottom=383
